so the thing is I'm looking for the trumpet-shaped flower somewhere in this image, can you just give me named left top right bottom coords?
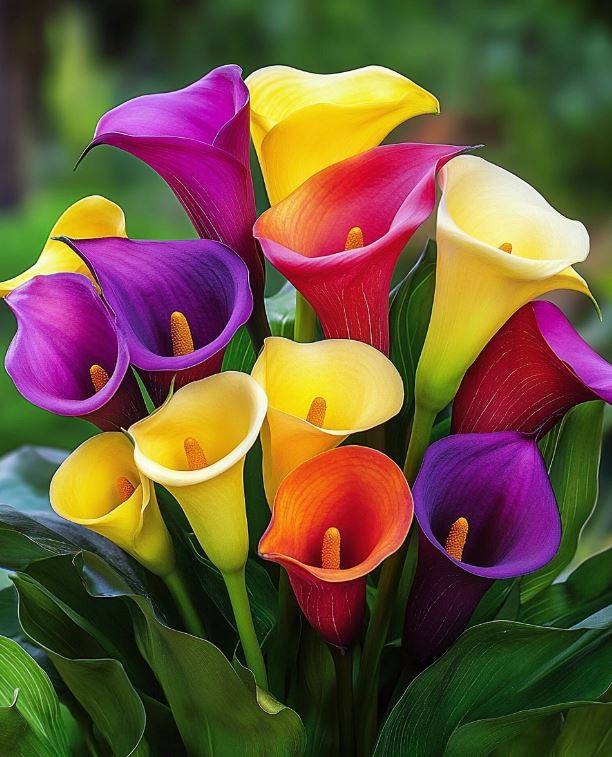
left=452, top=301, right=612, bottom=436
left=254, top=144, right=467, bottom=353
left=0, top=195, right=126, bottom=297
left=251, top=337, right=404, bottom=503
left=403, top=433, right=560, bottom=665
left=246, top=65, right=440, bottom=204
left=50, top=432, right=175, bottom=576
left=259, top=445, right=413, bottom=648
left=5, top=273, right=146, bottom=430
left=61, top=237, right=252, bottom=405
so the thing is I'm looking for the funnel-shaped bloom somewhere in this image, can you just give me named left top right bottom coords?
left=130, top=372, right=267, bottom=575
left=50, top=432, right=175, bottom=576
left=246, top=65, right=440, bottom=204
left=259, top=446, right=413, bottom=647
left=251, top=337, right=404, bottom=503
left=403, top=433, right=560, bottom=665
left=60, top=237, right=253, bottom=405
left=81, top=65, right=265, bottom=305
left=414, top=155, right=594, bottom=419
left=453, top=301, right=612, bottom=436
left=5, top=273, right=145, bottom=430
left=255, top=144, right=467, bottom=353
left=0, top=195, right=126, bottom=297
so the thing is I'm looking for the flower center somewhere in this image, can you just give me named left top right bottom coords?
left=306, top=396, right=327, bottom=427
left=90, top=364, right=110, bottom=393
left=184, top=436, right=208, bottom=470
left=170, top=311, right=195, bottom=356
left=344, top=226, right=364, bottom=250
left=321, top=526, right=341, bottom=569
left=499, top=242, right=513, bottom=254
left=116, top=476, right=136, bottom=503
left=444, top=517, right=468, bottom=561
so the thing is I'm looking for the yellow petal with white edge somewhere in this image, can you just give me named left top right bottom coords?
left=0, top=195, right=126, bottom=297
left=130, top=372, right=268, bottom=575
left=251, top=337, right=404, bottom=503
left=246, top=65, right=439, bottom=204
left=50, top=432, right=175, bottom=577
left=414, top=155, right=594, bottom=416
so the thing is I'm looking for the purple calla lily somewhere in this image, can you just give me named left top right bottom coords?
left=5, top=273, right=146, bottom=430
left=79, top=65, right=268, bottom=344
left=59, top=237, right=253, bottom=406
left=403, top=432, right=561, bottom=666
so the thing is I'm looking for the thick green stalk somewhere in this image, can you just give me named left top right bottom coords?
left=403, top=401, right=437, bottom=483
left=294, top=292, right=317, bottom=342
left=268, top=571, right=299, bottom=700
left=163, top=568, right=207, bottom=639
left=331, top=646, right=355, bottom=757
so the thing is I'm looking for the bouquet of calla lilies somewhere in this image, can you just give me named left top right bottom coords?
left=0, top=64, right=610, bottom=757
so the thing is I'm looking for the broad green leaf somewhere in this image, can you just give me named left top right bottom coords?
left=222, top=326, right=257, bottom=373
left=468, top=579, right=521, bottom=627
left=374, top=621, right=612, bottom=757
left=551, top=702, right=612, bottom=756
left=490, top=713, right=563, bottom=756
left=521, top=401, right=604, bottom=602
left=0, top=446, right=67, bottom=511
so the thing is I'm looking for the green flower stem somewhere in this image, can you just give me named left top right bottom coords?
left=224, top=567, right=268, bottom=690
left=330, top=645, right=355, bottom=757
left=163, top=568, right=207, bottom=639
left=403, top=401, right=437, bottom=483
left=294, top=292, right=317, bottom=342
left=268, top=571, right=299, bottom=700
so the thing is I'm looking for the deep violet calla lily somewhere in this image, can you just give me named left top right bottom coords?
left=402, top=432, right=561, bottom=666
left=259, top=445, right=413, bottom=648
left=5, top=273, right=146, bottom=430
left=254, top=143, right=468, bottom=354
left=80, top=65, right=268, bottom=341
left=59, top=237, right=253, bottom=406
left=452, top=300, right=612, bottom=436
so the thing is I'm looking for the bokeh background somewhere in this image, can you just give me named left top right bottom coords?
left=1, top=0, right=610, bottom=553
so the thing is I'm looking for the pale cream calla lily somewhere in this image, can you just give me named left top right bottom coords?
left=50, top=432, right=175, bottom=577
left=246, top=65, right=440, bottom=204
left=0, top=195, right=126, bottom=297
left=130, top=372, right=268, bottom=575
left=251, top=337, right=404, bottom=504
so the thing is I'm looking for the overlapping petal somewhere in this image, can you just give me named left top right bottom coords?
left=246, top=65, right=440, bottom=204
left=259, top=446, right=413, bottom=647
left=5, top=273, right=145, bottom=430
left=403, top=433, right=560, bottom=665
left=61, top=237, right=253, bottom=405
left=255, top=143, right=467, bottom=353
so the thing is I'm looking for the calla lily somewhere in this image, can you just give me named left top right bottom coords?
left=50, top=432, right=175, bottom=576
left=453, top=301, right=612, bottom=436
left=413, top=155, right=594, bottom=425
left=403, top=432, right=560, bottom=665
left=251, top=336, right=404, bottom=503
left=259, top=445, right=413, bottom=648
left=0, top=195, right=125, bottom=297
left=80, top=65, right=266, bottom=324
left=246, top=65, right=440, bottom=204
left=60, top=237, right=253, bottom=405
left=5, top=273, right=146, bottom=430
left=254, top=143, right=467, bottom=353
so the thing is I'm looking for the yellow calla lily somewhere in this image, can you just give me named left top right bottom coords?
left=50, top=432, right=175, bottom=577
left=251, top=337, right=404, bottom=504
left=246, top=65, right=440, bottom=204
left=0, top=195, right=126, bottom=297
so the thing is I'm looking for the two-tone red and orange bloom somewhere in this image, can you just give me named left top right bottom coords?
left=259, top=446, right=413, bottom=648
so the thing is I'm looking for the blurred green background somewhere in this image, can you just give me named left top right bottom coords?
left=0, top=0, right=610, bottom=551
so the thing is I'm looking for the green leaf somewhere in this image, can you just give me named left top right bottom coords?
left=551, top=702, right=612, bottom=756
left=468, top=579, right=521, bottom=627
left=374, top=621, right=612, bottom=757
left=0, top=446, right=67, bottom=512
left=521, top=401, right=604, bottom=602
left=490, top=713, right=563, bottom=756
left=0, top=635, right=74, bottom=757
left=222, top=326, right=257, bottom=373
left=266, top=281, right=296, bottom=338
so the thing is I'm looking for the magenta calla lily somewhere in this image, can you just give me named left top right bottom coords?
left=5, top=273, right=146, bottom=430
left=60, top=237, right=253, bottom=405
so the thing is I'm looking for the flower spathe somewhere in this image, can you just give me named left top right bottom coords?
left=130, top=372, right=267, bottom=575
left=61, top=237, right=253, bottom=405
left=5, top=273, right=146, bottom=430
left=403, top=432, right=561, bottom=665
left=0, top=195, right=126, bottom=297
left=259, top=445, right=413, bottom=647
left=246, top=65, right=440, bottom=204
left=50, top=432, right=175, bottom=576
left=453, top=301, right=612, bottom=436
left=254, top=143, right=467, bottom=353
left=251, top=336, right=404, bottom=503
